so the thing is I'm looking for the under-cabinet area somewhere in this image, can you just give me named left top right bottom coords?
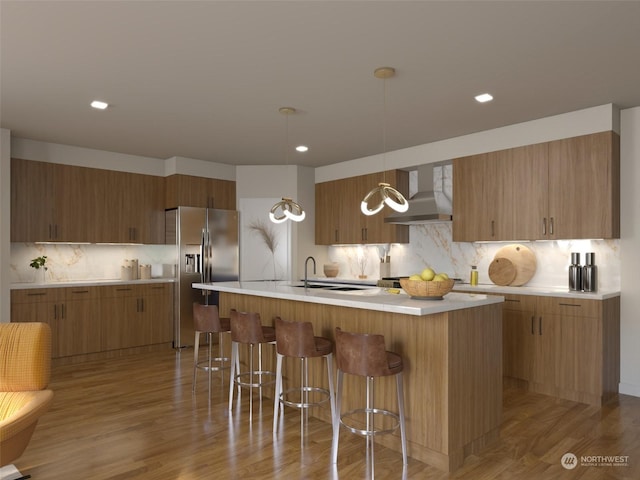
left=10, top=281, right=174, bottom=363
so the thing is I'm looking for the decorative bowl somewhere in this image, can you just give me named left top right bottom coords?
left=323, top=263, right=339, bottom=278
left=399, top=277, right=455, bottom=300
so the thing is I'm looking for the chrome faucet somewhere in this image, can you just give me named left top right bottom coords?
left=304, top=256, right=316, bottom=289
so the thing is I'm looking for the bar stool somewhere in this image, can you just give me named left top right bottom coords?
left=228, top=309, right=277, bottom=420
left=192, top=303, right=230, bottom=398
left=331, top=327, right=407, bottom=470
left=272, top=316, right=336, bottom=436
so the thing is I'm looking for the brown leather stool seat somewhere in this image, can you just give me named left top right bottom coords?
left=272, top=317, right=336, bottom=436
left=228, top=310, right=276, bottom=420
left=192, top=303, right=231, bottom=398
left=331, top=327, right=408, bottom=471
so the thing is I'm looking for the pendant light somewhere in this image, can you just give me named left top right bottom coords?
left=269, top=107, right=306, bottom=223
left=360, top=67, right=409, bottom=216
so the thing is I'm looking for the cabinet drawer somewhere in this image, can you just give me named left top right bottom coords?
left=502, top=294, right=536, bottom=312
left=63, top=286, right=99, bottom=300
left=11, top=288, right=64, bottom=304
left=99, top=284, right=143, bottom=298
left=537, top=296, right=601, bottom=317
left=143, top=283, right=172, bottom=296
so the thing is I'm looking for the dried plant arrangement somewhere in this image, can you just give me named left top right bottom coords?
left=249, top=219, right=279, bottom=279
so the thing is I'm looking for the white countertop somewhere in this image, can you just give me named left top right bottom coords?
left=453, top=283, right=620, bottom=300
left=192, top=280, right=503, bottom=316
left=11, top=278, right=176, bottom=290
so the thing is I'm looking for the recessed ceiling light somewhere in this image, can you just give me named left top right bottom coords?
left=90, top=100, right=109, bottom=110
left=475, top=93, right=493, bottom=103
left=296, top=145, right=309, bottom=152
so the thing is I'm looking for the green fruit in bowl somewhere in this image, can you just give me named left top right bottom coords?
left=439, top=272, right=449, bottom=279
left=432, top=273, right=447, bottom=282
left=409, top=274, right=422, bottom=281
left=420, top=268, right=436, bottom=281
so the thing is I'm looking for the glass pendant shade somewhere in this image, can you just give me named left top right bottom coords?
left=361, top=183, right=409, bottom=216
left=269, top=197, right=306, bottom=223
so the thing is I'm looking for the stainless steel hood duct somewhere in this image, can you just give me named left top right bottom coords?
left=384, top=164, right=453, bottom=225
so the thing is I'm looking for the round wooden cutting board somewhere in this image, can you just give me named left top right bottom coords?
left=488, top=257, right=517, bottom=286
left=492, top=244, right=537, bottom=286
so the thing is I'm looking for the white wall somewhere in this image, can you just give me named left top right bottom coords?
left=0, top=129, right=11, bottom=323
left=235, top=164, right=323, bottom=281
left=316, top=103, right=620, bottom=182
left=620, top=106, right=640, bottom=397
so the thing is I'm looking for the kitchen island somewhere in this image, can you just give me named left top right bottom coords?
left=193, top=280, right=504, bottom=473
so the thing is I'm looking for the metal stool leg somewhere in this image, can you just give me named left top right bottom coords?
left=192, top=331, right=201, bottom=393
left=273, top=352, right=284, bottom=432
left=331, top=369, right=344, bottom=464
left=228, top=341, right=238, bottom=410
left=397, top=372, right=408, bottom=465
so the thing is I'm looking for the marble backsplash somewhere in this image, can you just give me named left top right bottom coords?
left=10, top=243, right=176, bottom=284
left=328, top=223, right=620, bottom=290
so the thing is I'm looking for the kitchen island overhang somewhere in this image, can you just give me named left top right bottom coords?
left=194, top=281, right=504, bottom=473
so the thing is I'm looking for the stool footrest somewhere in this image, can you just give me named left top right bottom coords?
left=340, top=407, right=400, bottom=437
left=279, top=386, right=331, bottom=409
left=196, top=358, right=230, bottom=372
left=234, top=370, right=276, bottom=389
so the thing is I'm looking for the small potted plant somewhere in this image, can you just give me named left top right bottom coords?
left=30, top=255, right=48, bottom=283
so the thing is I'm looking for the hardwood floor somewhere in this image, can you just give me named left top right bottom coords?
left=14, top=349, right=640, bottom=479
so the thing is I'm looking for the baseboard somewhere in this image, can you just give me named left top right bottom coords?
left=619, top=382, right=640, bottom=398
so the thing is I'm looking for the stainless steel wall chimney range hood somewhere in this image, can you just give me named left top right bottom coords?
left=384, top=164, right=453, bottom=225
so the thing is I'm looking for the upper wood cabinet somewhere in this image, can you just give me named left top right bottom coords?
left=11, top=160, right=96, bottom=242
left=165, top=174, right=236, bottom=210
left=11, top=159, right=166, bottom=244
left=99, top=170, right=165, bottom=244
left=315, top=170, right=409, bottom=245
left=452, top=131, right=620, bottom=242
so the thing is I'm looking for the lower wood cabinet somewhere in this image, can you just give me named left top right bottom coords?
left=11, top=282, right=174, bottom=360
left=501, top=293, right=619, bottom=406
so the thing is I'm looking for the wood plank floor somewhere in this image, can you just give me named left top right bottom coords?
left=13, top=349, right=640, bottom=479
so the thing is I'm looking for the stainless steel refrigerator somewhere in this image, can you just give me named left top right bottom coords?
left=166, top=207, right=239, bottom=349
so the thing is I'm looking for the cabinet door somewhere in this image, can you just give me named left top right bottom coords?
left=315, top=181, right=338, bottom=245
left=100, top=285, right=139, bottom=350
left=11, top=288, right=64, bottom=358
left=453, top=153, right=505, bottom=241
left=530, top=314, right=558, bottom=389
left=57, top=287, right=101, bottom=357
left=502, top=305, right=535, bottom=380
left=11, top=159, right=55, bottom=242
left=144, top=283, right=173, bottom=344
left=547, top=131, right=619, bottom=239
left=510, top=143, right=549, bottom=240
left=165, top=174, right=236, bottom=210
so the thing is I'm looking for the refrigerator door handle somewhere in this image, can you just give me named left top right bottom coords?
left=200, top=227, right=206, bottom=282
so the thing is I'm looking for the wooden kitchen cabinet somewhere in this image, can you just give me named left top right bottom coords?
left=315, top=170, right=409, bottom=245
left=11, top=159, right=96, bottom=242
left=100, top=170, right=165, bottom=244
left=165, top=174, right=236, bottom=210
left=452, top=131, right=620, bottom=242
left=546, top=131, right=620, bottom=239
left=452, top=151, right=514, bottom=241
left=11, top=159, right=166, bottom=244
left=499, top=293, right=619, bottom=406
left=11, top=286, right=101, bottom=358
left=100, top=282, right=173, bottom=351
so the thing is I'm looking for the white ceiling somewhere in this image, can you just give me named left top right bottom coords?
left=2, top=1, right=640, bottom=168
